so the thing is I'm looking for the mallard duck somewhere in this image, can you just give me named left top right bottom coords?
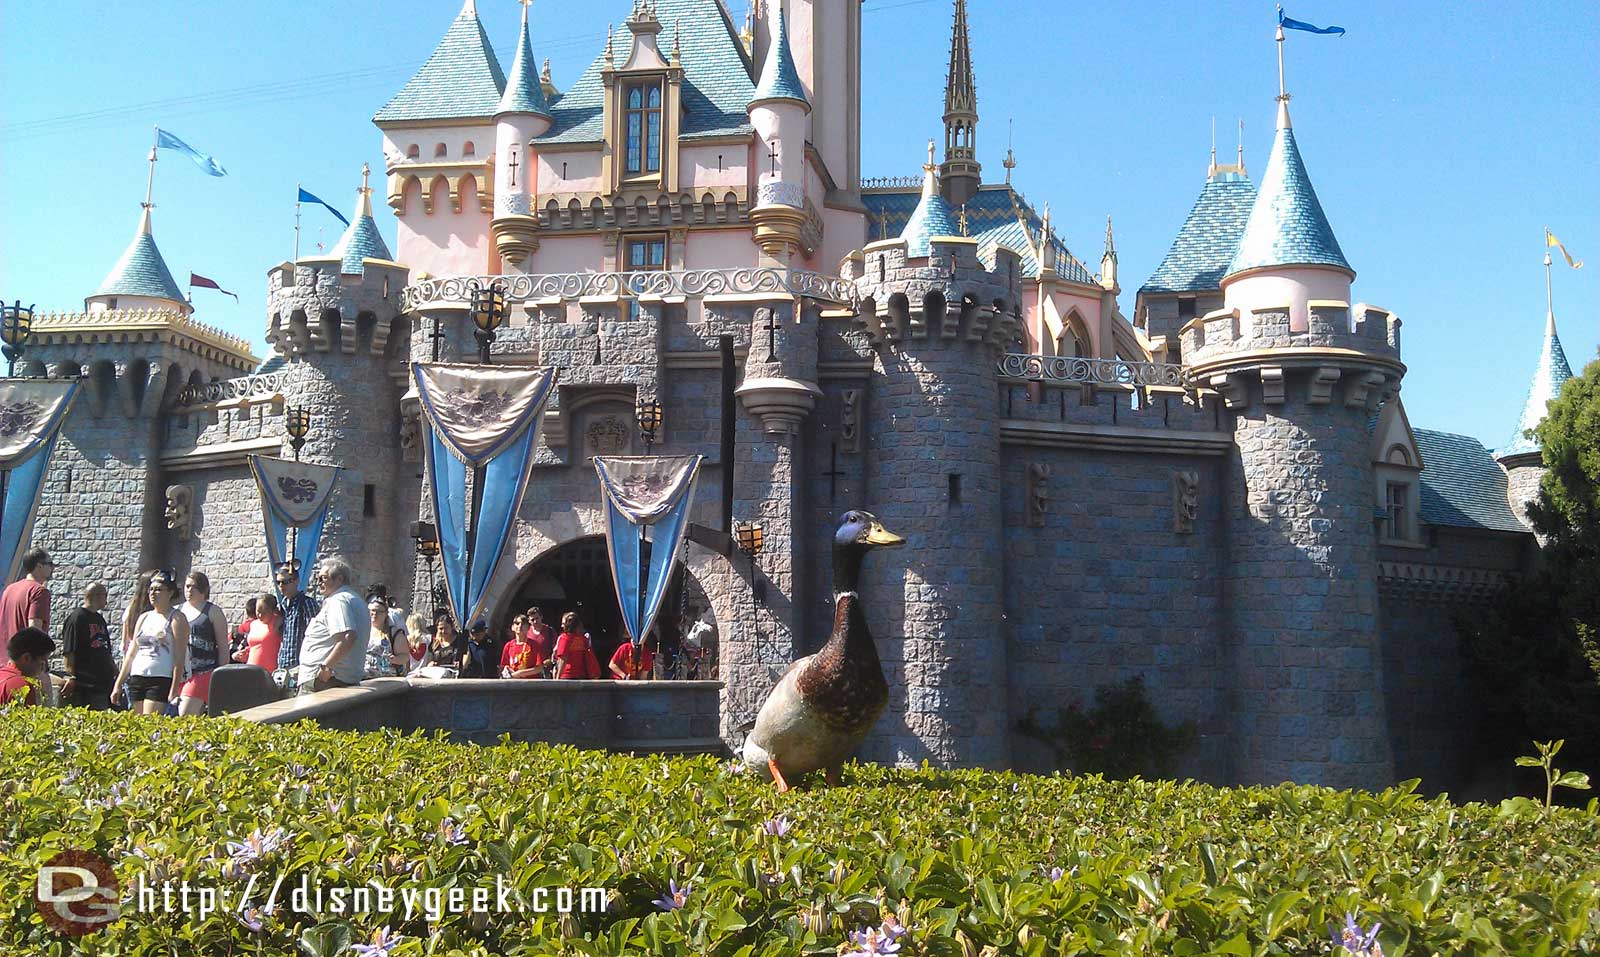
left=741, top=510, right=905, bottom=791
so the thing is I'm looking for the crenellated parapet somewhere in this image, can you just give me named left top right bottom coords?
left=265, top=259, right=409, bottom=359
left=29, top=307, right=256, bottom=372
left=841, top=237, right=1022, bottom=351
left=1180, top=302, right=1403, bottom=411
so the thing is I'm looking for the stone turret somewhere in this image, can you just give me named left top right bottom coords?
left=1496, top=254, right=1576, bottom=530
left=491, top=0, right=553, bottom=269
left=839, top=153, right=1021, bottom=768
left=266, top=167, right=409, bottom=589
left=747, top=0, right=811, bottom=262
left=1182, top=97, right=1402, bottom=789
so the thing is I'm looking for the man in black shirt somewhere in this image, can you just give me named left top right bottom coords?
left=60, top=582, right=113, bottom=710
left=459, top=619, right=499, bottom=678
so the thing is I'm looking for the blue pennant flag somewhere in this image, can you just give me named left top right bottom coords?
left=155, top=128, right=227, bottom=176
left=1279, top=9, right=1346, bottom=36
left=298, top=187, right=351, bottom=227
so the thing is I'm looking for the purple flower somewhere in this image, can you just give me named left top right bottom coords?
left=653, top=879, right=690, bottom=911
left=96, top=740, right=111, bottom=755
left=1331, top=913, right=1384, bottom=957
left=762, top=815, right=792, bottom=837
left=846, top=925, right=903, bottom=955
left=236, top=907, right=267, bottom=933
left=226, top=827, right=288, bottom=866
left=350, top=927, right=404, bottom=956
left=439, top=820, right=469, bottom=846
left=828, top=860, right=846, bottom=884
left=195, top=741, right=215, bottom=754
left=288, top=763, right=309, bottom=778
left=880, top=916, right=908, bottom=941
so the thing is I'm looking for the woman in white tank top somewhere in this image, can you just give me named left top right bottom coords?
left=109, top=572, right=190, bottom=715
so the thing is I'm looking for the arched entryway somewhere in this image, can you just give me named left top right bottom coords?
left=497, top=536, right=716, bottom=675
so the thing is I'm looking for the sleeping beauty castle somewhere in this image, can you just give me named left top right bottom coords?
left=15, top=0, right=1579, bottom=791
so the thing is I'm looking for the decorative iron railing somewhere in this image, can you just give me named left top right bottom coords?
left=402, top=268, right=856, bottom=311
left=861, top=176, right=921, bottom=190
left=997, top=354, right=1188, bottom=389
left=174, top=371, right=288, bottom=409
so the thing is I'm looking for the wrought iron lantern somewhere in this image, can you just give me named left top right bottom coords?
left=636, top=396, right=664, bottom=451
left=285, top=407, right=312, bottom=461
left=734, top=520, right=765, bottom=557
left=469, top=279, right=508, bottom=363
left=2, top=300, right=36, bottom=377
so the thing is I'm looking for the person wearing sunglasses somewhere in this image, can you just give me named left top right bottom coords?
left=272, top=562, right=320, bottom=693
left=109, top=572, right=188, bottom=714
left=0, top=547, right=54, bottom=668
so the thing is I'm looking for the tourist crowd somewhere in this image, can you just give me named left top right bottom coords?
left=0, top=548, right=717, bottom=713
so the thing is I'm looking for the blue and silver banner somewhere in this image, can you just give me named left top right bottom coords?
left=413, top=362, right=557, bottom=626
left=247, top=455, right=342, bottom=579
left=0, top=379, right=80, bottom=582
left=595, top=455, right=702, bottom=645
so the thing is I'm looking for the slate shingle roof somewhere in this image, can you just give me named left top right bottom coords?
left=1139, top=172, right=1257, bottom=294
left=899, top=178, right=958, bottom=258
left=862, top=184, right=1096, bottom=285
left=750, top=0, right=808, bottom=109
left=1413, top=428, right=1527, bottom=533
left=498, top=4, right=552, bottom=117
left=537, top=0, right=754, bottom=144
left=95, top=209, right=186, bottom=304
left=330, top=210, right=394, bottom=276
left=1226, top=124, right=1352, bottom=278
left=375, top=1, right=506, bottom=125
left=1499, top=315, right=1575, bottom=458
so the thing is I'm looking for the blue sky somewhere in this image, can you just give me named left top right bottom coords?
left=1, top=0, right=1594, bottom=447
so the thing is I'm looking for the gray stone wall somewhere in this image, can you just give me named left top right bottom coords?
left=1001, top=446, right=1229, bottom=782
left=1378, top=596, right=1476, bottom=793
left=1502, top=460, right=1543, bottom=532
left=1222, top=377, right=1394, bottom=788
left=167, top=470, right=274, bottom=624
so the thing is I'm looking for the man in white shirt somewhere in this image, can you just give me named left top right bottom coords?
left=296, top=557, right=368, bottom=694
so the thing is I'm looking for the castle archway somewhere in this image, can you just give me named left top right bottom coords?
left=496, top=535, right=717, bottom=675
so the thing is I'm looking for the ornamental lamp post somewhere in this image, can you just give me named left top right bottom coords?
left=2, top=301, right=36, bottom=377
left=635, top=396, right=663, bottom=452
left=735, top=520, right=765, bottom=603
left=469, top=280, right=508, bottom=365
left=411, top=520, right=443, bottom=616
left=285, top=407, right=312, bottom=462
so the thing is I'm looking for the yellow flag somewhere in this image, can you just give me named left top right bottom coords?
left=1546, top=229, right=1584, bottom=269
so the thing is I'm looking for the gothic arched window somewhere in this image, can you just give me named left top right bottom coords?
left=624, top=82, right=663, bottom=175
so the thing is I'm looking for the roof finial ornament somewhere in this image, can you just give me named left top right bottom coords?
left=1209, top=116, right=1218, bottom=177
left=605, top=22, right=615, bottom=65
left=1003, top=117, right=1016, bottom=185
left=1274, top=4, right=1293, bottom=129
left=672, top=17, right=682, bottom=64
left=741, top=1, right=754, bottom=55
left=958, top=204, right=969, bottom=237
left=1104, top=214, right=1115, bottom=255
left=1237, top=117, right=1246, bottom=175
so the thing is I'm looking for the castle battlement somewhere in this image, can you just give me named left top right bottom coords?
left=266, top=259, right=408, bottom=359
left=843, top=237, right=1021, bottom=348
left=29, top=307, right=257, bottom=371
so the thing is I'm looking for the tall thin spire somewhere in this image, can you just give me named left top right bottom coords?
left=498, top=0, right=551, bottom=117
left=1544, top=249, right=1556, bottom=336
left=940, top=0, right=981, bottom=205
left=1500, top=247, right=1576, bottom=459
left=1274, top=6, right=1293, bottom=130
left=1002, top=117, right=1016, bottom=185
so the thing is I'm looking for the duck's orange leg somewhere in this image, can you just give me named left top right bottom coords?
left=768, top=757, right=791, bottom=793
left=825, top=764, right=841, bottom=787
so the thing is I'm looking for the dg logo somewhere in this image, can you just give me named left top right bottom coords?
left=35, top=850, right=120, bottom=936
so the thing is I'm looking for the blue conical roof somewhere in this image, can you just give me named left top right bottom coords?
left=375, top=0, right=506, bottom=124
left=1141, top=170, right=1257, bottom=294
left=899, top=163, right=958, bottom=257
left=329, top=186, right=393, bottom=276
left=750, top=0, right=808, bottom=110
left=1226, top=118, right=1351, bottom=278
left=497, top=2, right=551, bottom=117
left=1499, top=311, right=1575, bottom=458
left=95, top=207, right=186, bottom=304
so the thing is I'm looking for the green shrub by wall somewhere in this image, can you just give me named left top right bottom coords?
left=2, top=711, right=1597, bottom=955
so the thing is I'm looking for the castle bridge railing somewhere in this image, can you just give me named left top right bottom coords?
left=173, top=370, right=288, bottom=411
left=402, top=268, right=855, bottom=312
left=997, top=353, right=1190, bottom=390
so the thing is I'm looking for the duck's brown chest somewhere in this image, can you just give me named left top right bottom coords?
left=796, top=597, right=889, bottom=733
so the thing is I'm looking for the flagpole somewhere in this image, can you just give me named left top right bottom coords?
left=1544, top=244, right=1555, bottom=335
left=1275, top=10, right=1287, bottom=103
left=144, top=125, right=159, bottom=209
left=294, top=183, right=302, bottom=262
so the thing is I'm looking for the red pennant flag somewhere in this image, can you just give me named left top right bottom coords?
left=189, top=272, right=239, bottom=301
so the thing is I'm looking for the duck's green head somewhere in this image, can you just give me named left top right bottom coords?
left=835, top=510, right=905, bottom=551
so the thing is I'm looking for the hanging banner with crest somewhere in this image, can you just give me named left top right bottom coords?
left=247, top=455, right=342, bottom=579
left=594, top=455, right=703, bottom=645
left=0, top=379, right=80, bottom=582
left=413, top=363, right=557, bottom=626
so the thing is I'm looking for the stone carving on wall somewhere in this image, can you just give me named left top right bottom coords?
left=1173, top=470, right=1200, bottom=534
left=165, top=485, right=194, bottom=540
left=1025, top=463, right=1048, bottom=528
left=585, top=415, right=629, bottom=458
left=840, top=388, right=862, bottom=453
left=399, top=410, right=422, bottom=463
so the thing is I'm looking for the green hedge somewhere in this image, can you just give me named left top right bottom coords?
left=2, top=711, right=1598, bottom=956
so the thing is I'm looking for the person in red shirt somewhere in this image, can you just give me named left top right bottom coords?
left=0, top=628, right=55, bottom=707
left=0, top=548, right=54, bottom=666
left=524, top=608, right=553, bottom=672
left=608, top=636, right=655, bottom=680
left=500, top=616, right=545, bottom=679
left=552, top=612, right=600, bottom=680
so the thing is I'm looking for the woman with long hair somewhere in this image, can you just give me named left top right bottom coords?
left=109, top=572, right=189, bottom=715
left=243, top=593, right=281, bottom=671
left=121, top=570, right=156, bottom=656
left=178, top=571, right=228, bottom=716
left=403, top=612, right=429, bottom=674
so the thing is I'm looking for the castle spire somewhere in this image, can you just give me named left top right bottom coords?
left=89, top=205, right=189, bottom=314
left=749, top=0, right=809, bottom=112
left=497, top=0, right=551, bottom=118
left=1500, top=250, right=1576, bottom=459
left=329, top=164, right=393, bottom=275
left=898, top=140, right=957, bottom=258
left=940, top=0, right=981, bottom=206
